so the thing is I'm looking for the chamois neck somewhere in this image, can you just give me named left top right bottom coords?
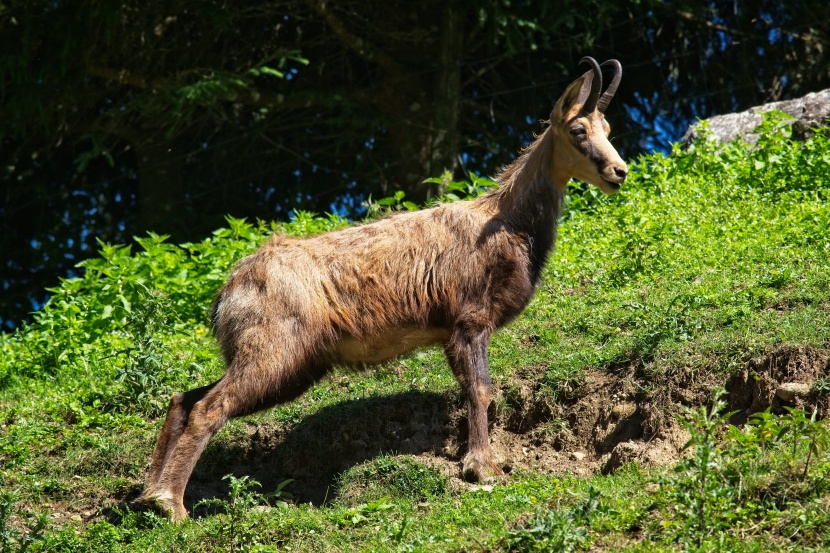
left=479, top=127, right=565, bottom=283
left=486, top=128, right=564, bottom=226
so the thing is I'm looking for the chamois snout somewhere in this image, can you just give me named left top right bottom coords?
left=608, top=162, right=628, bottom=182
left=589, top=145, right=627, bottom=193
left=601, top=158, right=628, bottom=187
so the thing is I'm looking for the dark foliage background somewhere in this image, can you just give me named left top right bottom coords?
left=2, top=0, right=828, bottom=329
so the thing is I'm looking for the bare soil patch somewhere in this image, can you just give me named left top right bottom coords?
left=726, top=344, right=830, bottom=422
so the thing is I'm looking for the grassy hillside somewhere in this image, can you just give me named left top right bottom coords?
left=2, top=114, right=830, bottom=551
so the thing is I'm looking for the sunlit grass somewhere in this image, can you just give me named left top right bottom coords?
left=1, top=116, right=829, bottom=551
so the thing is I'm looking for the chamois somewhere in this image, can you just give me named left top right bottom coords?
left=139, top=57, right=628, bottom=521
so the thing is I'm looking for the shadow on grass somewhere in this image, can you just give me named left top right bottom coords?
left=183, top=389, right=459, bottom=512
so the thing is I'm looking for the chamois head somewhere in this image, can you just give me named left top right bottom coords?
left=550, top=57, right=628, bottom=194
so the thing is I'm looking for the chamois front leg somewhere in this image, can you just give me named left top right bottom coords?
left=444, top=323, right=504, bottom=483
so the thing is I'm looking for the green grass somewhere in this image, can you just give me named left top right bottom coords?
left=1, top=113, right=830, bottom=551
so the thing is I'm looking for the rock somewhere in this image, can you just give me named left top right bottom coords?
left=776, top=382, right=812, bottom=402
left=683, top=88, right=830, bottom=145
left=611, top=402, right=638, bottom=419
left=568, top=451, right=586, bottom=461
left=601, top=441, right=641, bottom=475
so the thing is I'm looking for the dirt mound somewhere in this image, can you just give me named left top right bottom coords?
left=726, top=344, right=830, bottom=422
left=182, top=344, right=830, bottom=510
left=490, top=367, right=689, bottom=479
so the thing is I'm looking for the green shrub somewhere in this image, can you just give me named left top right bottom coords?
left=651, top=392, right=830, bottom=549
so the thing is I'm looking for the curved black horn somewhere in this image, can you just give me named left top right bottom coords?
left=578, top=56, right=602, bottom=113
left=596, top=59, right=622, bottom=113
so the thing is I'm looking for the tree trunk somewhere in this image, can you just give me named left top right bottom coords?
left=380, top=3, right=464, bottom=204
left=426, top=2, right=464, bottom=197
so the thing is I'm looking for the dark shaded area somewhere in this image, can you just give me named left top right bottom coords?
left=183, top=390, right=455, bottom=508
left=2, top=1, right=829, bottom=329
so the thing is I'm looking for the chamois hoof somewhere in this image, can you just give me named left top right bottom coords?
left=136, top=491, right=188, bottom=523
left=462, top=452, right=507, bottom=483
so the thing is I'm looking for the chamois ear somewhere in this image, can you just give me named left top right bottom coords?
left=552, top=73, right=593, bottom=123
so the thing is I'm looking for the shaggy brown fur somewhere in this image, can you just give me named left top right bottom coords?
left=139, top=57, right=628, bottom=521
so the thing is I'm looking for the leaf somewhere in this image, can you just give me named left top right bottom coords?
left=119, top=295, right=132, bottom=314
left=258, top=66, right=285, bottom=78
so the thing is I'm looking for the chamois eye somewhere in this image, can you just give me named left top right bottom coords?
left=570, top=127, right=586, bottom=137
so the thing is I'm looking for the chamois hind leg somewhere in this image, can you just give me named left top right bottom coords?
left=444, top=323, right=504, bottom=483
left=141, top=381, right=218, bottom=496
left=140, top=343, right=329, bottom=521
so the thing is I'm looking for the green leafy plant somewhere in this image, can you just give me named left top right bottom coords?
left=781, top=408, right=828, bottom=482
left=195, top=475, right=293, bottom=552
left=0, top=492, right=48, bottom=553
left=652, top=396, right=830, bottom=549
left=367, top=171, right=498, bottom=217
left=331, top=497, right=394, bottom=528
left=659, top=390, right=738, bottom=548
left=503, top=489, right=597, bottom=552
left=112, top=287, right=184, bottom=416
left=367, top=190, right=420, bottom=215
left=429, top=171, right=499, bottom=202
left=725, top=406, right=830, bottom=492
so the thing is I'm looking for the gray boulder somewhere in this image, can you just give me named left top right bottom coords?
left=683, top=88, right=830, bottom=145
